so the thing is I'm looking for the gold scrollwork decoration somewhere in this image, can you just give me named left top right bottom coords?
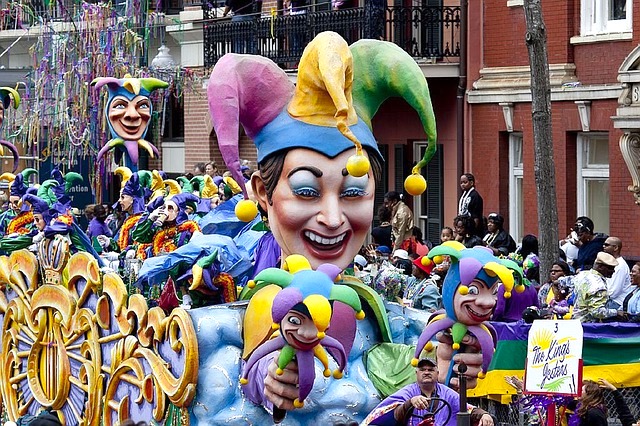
left=0, top=246, right=198, bottom=425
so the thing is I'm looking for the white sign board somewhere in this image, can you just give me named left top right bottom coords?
left=524, top=320, right=583, bottom=396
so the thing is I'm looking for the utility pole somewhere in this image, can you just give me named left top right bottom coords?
left=523, top=0, right=558, bottom=283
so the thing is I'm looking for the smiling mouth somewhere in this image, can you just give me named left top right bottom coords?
left=286, top=332, right=319, bottom=350
left=465, top=305, right=492, bottom=322
left=303, top=230, right=347, bottom=249
left=120, top=122, right=142, bottom=133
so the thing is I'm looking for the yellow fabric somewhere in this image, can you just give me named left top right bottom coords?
left=287, top=32, right=358, bottom=128
left=242, top=284, right=281, bottom=359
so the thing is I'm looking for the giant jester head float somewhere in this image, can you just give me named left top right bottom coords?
left=240, top=255, right=365, bottom=414
left=0, top=87, right=20, bottom=172
left=208, top=31, right=437, bottom=271
left=412, top=242, right=516, bottom=382
left=91, top=74, right=169, bottom=165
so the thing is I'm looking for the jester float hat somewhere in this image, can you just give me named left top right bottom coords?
left=0, top=168, right=38, bottom=199
left=91, top=74, right=169, bottom=165
left=163, top=193, right=200, bottom=225
left=240, top=255, right=365, bottom=409
left=412, top=243, right=515, bottom=378
left=208, top=31, right=437, bottom=220
left=50, top=165, right=83, bottom=208
left=22, top=193, right=54, bottom=224
left=0, top=87, right=21, bottom=172
left=120, top=172, right=146, bottom=214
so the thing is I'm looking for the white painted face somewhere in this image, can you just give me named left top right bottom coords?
left=163, top=199, right=179, bottom=222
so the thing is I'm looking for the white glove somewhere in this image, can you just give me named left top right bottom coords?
left=104, top=251, right=120, bottom=262
left=28, top=244, right=38, bottom=253
left=96, top=235, right=110, bottom=249
left=149, top=207, right=164, bottom=222
left=32, top=231, right=44, bottom=244
left=125, top=249, right=136, bottom=260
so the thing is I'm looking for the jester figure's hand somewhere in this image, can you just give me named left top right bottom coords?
left=436, top=331, right=483, bottom=391
left=264, top=352, right=300, bottom=411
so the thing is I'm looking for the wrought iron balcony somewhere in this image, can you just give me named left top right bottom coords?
left=203, top=4, right=460, bottom=69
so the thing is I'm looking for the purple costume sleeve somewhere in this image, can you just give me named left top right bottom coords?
left=87, top=218, right=107, bottom=238
left=242, top=352, right=276, bottom=411
left=252, top=232, right=281, bottom=277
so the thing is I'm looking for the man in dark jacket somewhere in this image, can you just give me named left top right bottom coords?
left=573, top=216, right=608, bottom=272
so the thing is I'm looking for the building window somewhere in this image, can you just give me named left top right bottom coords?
left=577, top=133, right=609, bottom=235
left=581, top=0, right=632, bottom=35
left=509, top=133, right=524, bottom=244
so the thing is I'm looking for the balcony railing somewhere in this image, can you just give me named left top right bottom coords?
left=0, top=0, right=202, bottom=29
left=203, top=4, right=460, bottom=69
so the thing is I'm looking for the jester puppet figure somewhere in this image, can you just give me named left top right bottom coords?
left=92, top=75, right=168, bottom=166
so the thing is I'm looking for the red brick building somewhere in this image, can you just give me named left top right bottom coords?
left=467, top=0, right=640, bottom=255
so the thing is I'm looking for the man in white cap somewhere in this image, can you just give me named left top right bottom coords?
left=572, top=252, right=624, bottom=322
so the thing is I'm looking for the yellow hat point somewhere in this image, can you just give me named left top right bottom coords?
left=504, top=291, right=512, bottom=299
left=421, top=257, right=432, bottom=267
left=323, top=368, right=331, bottom=377
left=458, top=286, right=469, bottom=296
left=247, top=280, right=256, bottom=289
left=317, top=331, right=326, bottom=339
left=411, top=358, right=419, bottom=367
left=404, top=174, right=427, bottom=196
left=355, top=310, right=365, bottom=320
left=272, top=323, right=280, bottom=331
left=276, top=368, right=284, bottom=376
left=333, top=370, right=344, bottom=379
left=346, top=153, right=370, bottom=177
left=293, top=399, right=304, bottom=409
left=452, top=342, right=461, bottom=350
left=335, top=274, right=342, bottom=282
left=477, top=371, right=486, bottom=379
left=515, top=284, right=525, bottom=293
left=433, top=255, right=444, bottom=264
left=239, top=378, right=248, bottom=385
left=424, top=341, right=434, bottom=352
left=235, top=199, right=258, bottom=222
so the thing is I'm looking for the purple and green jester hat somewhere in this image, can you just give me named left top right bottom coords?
left=120, top=172, right=146, bottom=214
left=50, top=165, right=83, bottom=209
left=0, top=168, right=38, bottom=203
left=164, top=192, right=200, bottom=225
left=207, top=31, right=437, bottom=221
left=240, top=255, right=365, bottom=409
left=0, top=86, right=21, bottom=172
left=412, top=242, right=515, bottom=381
left=91, top=74, right=169, bottom=165
left=22, top=182, right=57, bottom=225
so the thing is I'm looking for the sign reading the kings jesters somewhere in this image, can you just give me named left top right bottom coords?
left=524, top=320, right=583, bottom=396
